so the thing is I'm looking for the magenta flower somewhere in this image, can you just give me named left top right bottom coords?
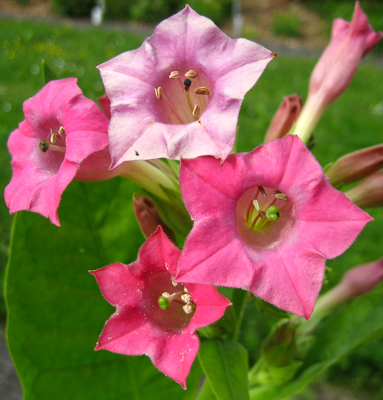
left=98, top=6, right=274, bottom=165
left=5, top=78, right=110, bottom=226
left=90, top=227, right=231, bottom=389
left=176, top=135, right=372, bottom=319
left=292, top=1, right=382, bottom=143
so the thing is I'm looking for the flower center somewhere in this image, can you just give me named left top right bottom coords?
left=236, top=186, right=295, bottom=249
left=154, top=69, right=212, bottom=124
left=144, top=272, right=195, bottom=333
left=39, top=126, right=66, bottom=154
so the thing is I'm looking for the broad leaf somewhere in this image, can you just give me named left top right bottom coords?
left=199, top=339, right=250, bottom=400
left=249, top=288, right=383, bottom=400
left=5, top=178, right=201, bottom=400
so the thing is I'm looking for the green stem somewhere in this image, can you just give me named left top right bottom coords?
left=232, top=289, right=250, bottom=342
left=195, top=378, right=216, bottom=400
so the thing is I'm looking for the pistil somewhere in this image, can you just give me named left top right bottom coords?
left=158, top=287, right=196, bottom=315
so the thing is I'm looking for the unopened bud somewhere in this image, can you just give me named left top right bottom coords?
left=133, top=194, right=176, bottom=241
left=315, top=257, right=383, bottom=315
left=345, top=172, right=383, bottom=209
left=326, top=144, right=383, bottom=188
left=262, top=320, right=297, bottom=367
left=264, top=94, right=302, bottom=142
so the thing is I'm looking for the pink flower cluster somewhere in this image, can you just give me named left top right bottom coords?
left=4, top=3, right=380, bottom=390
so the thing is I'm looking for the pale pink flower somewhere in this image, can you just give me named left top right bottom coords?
left=177, top=135, right=372, bottom=319
left=292, top=1, right=383, bottom=143
left=90, top=227, right=231, bottom=389
left=4, top=78, right=111, bottom=226
left=98, top=5, right=274, bottom=165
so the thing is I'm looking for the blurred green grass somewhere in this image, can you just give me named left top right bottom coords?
left=1, top=16, right=383, bottom=397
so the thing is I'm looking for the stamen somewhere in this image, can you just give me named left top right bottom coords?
left=185, top=70, right=198, bottom=79
left=155, top=87, right=163, bottom=100
left=273, top=190, right=281, bottom=194
left=183, top=304, right=195, bottom=314
left=252, top=199, right=260, bottom=211
left=192, top=104, right=200, bottom=118
left=195, top=87, right=210, bottom=95
left=184, top=79, right=192, bottom=91
left=181, top=293, right=192, bottom=303
left=169, top=71, right=180, bottom=79
left=258, top=186, right=267, bottom=197
left=171, top=275, right=178, bottom=287
left=275, top=193, right=288, bottom=201
left=50, top=132, right=57, bottom=144
left=58, top=126, right=65, bottom=135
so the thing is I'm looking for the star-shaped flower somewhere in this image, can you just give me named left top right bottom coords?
left=98, top=5, right=274, bottom=165
left=90, top=227, right=231, bottom=389
left=176, top=135, right=372, bottom=319
left=5, top=78, right=111, bottom=226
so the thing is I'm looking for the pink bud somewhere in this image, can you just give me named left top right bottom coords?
left=326, top=144, right=383, bottom=187
left=292, top=2, right=382, bottom=143
left=133, top=193, right=176, bottom=242
left=318, top=258, right=383, bottom=312
left=309, top=2, right=382, bottom=107
left=264, top=94, right=302, bottom=142
left=345, top=172, right=383, bottom=209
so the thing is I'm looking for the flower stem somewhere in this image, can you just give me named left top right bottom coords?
left=232, top=289, right=250, bottom=342
left=195, top=377, right=216, bottom=400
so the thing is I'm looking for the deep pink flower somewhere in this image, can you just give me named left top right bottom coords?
left=4, top=78, right=110, bottom=226
left=90, top=227, right=231, bottom=389
left=98, top=5, right=274, bottom=165
left=292, top=1, right=383, bottom=143
left=176, top=135, right=372, bottom=319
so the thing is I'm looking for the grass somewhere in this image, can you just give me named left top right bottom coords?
left=1, top=15, right=383, bottom=398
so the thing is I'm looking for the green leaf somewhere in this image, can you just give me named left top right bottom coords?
left=198, top=339, right=250, bottom=400
left=249, top=289, right=383, bottom=400
left=5, top=178, right=201, bottom=400
left=42, top=59, right=59, bottom=84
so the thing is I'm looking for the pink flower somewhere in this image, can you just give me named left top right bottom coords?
left=90, top=227, right=231, bottom=389
left=4, top=78, right=110, bottom=226
left=292, top=1, right=383, bottom=143
left=98, top=5, right=274, bottom=165
left=176, top=135, right=372, bottom=319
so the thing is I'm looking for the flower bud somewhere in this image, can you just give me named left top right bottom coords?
left=326, top=144, right=383, bottom=188
left=261, top=320, right=297, bottom=367
left=291, top=2, right=382, bottom=144
left=264, top=94, right=301, bottom=142
left=345, top=172, right=383, bottom=209
left=317, top=257, right=383, bottom=314
left=133, top=193, right=176, bottom=241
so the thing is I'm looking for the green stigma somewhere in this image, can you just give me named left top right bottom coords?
left=266, top=205, right=280, bottom=221
left=39, top=140, right=49, bottom=152
left=158, top=296, right=170, bottom=310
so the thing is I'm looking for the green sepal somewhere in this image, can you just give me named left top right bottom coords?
left=198, top=307, right=237, bottom=339
left=255, top=298, right=289, bottom=319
